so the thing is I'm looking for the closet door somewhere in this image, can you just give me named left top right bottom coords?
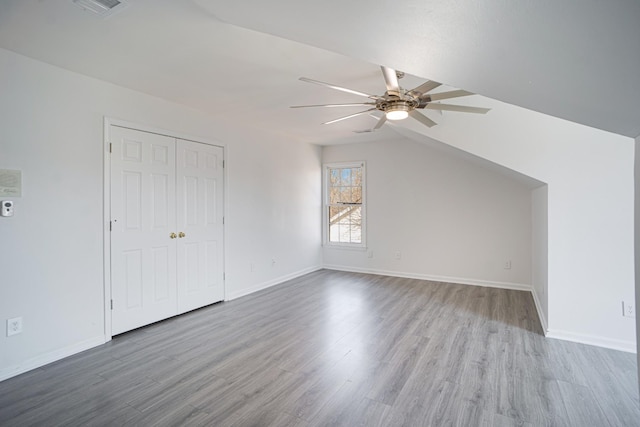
left=110, top=126, right=177, bottom=335
left=176, top=140, right=225, bottom=313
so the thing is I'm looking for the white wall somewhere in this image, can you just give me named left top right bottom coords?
left=397, top=96, right=635, bottom=351
left=532, top=185, right=549, bottom=331
left=225, top=133, right=323, bottom=300
left=323, top=136, right=536, bottom=289
left=0, top=48, right=322, bottom=380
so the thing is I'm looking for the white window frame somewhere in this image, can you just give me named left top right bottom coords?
left=323, top=161, right=367, bottom=249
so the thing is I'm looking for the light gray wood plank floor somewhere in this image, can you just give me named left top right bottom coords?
left=1, top=269, right=638, bottom=426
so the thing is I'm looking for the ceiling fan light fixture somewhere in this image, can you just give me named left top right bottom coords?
left=294, top=66, right=489, bottom=130
left=385, top=103, right=410, bottom=121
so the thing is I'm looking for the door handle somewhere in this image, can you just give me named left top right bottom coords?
left=178, top=232, right=186, bottom=238
left=170, top=232, right=177, bottom=239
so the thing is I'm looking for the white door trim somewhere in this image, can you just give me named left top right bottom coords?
left=103, top=117, right=227, bottom=340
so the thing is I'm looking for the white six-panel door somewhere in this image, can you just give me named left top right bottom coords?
left=110, top=126, right=224, bottom=335
left=176, top=140, right=225, bottom=313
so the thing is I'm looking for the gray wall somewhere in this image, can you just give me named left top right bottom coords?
left=635, top=135, right=640, bottom=392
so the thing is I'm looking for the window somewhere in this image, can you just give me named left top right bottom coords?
left=324, top=162, right=366, bottom=247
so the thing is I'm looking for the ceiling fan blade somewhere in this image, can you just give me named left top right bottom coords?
left=409, top=111, right=437, bottom=128
left=380, top=66, right=400, bottom=93
left=373, top=115, right=387, bottom=130
left=408, top=80, right=441, bottom=97
left=299, top=77, right=381, bottom=100
left=323, top=108, right=377, bottom=125
left=428, top=89, right=474, bottom=101
left=290, top=102, right=376, bottom=108
left=424, top=103, right=490, bottom=114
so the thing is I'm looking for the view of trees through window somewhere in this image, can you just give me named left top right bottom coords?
left=328, top=166, right=363, bottom=244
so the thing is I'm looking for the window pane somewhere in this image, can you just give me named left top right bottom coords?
left=329, top=206, right=340, bottom=220
left=348, top=207, right=362, bottom=243
left=349, top=206, right=362, bottom=226
left=329, top=187, right=340, bottom=204
left=329, top=223, right=340, bottom=242
left=351, top=187, right=362, bottom=203
left=352, top=167, right=362, bottom=186
left=351, top=226, right=362, bottom=243
left=329, top=206, right=349, bottom=226
left=330, top=169, right=340, bottom=186
left=339, top=224, right=351, bottom=242
left=340, top=187, right=351, bottom=203
left=340, top=168, right=351, bottom=186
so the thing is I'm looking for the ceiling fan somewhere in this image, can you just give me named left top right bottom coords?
left=291, top=66, right=490, bottom=130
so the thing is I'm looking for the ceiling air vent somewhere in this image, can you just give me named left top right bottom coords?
left=72, top=0, right=128, bottom=18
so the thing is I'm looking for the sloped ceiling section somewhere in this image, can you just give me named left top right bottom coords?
left=0, top=0, right=411, bottom=144
left=1, top=0, right=638, bottom=141
left=198, top=0, right=640, bottom=139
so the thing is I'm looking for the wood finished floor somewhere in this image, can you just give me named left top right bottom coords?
left=1, top=269, right=638, bottom=426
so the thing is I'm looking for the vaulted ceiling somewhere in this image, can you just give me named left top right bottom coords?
left=1, top=0, right=639, bottom=144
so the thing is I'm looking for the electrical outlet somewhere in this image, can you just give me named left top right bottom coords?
left=271, top=258, right=276, bottom=267
left=7, top=317, right=22, bottom=337
left=622, top=301, right=635, bottom=318
left=504, top=260, right=512, bottom=270
left=394, top=251, right=401, bottom=260
left=367, top=251, right=373, bottom=259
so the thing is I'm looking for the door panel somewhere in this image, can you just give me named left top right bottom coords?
left=205, top=241, right=219, bottom=288
left=110, top=126, right=177, bottom=335
left=123, top=249, right=143, bottom=308
left=151, top=246, right=171, bottom=300
left=151, top=173, right=170, bottom=228
left=176, top=140, right=224, bottom=313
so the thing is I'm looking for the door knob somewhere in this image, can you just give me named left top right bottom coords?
left=170, top=232, right=177, bottom=239
left=178, top=232, right=186, bottom=238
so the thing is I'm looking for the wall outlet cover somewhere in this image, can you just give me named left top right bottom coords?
left=7, top=317, right=23, bottom=336
left=622, top=301, right=635, bottom=318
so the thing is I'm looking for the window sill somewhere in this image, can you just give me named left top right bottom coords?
left=323, top=244, right=367, bottom=251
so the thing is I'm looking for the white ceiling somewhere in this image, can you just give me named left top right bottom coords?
left=1, top=0, right=639, bottom=143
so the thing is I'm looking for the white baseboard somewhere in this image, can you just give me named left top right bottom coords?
left=530, top=288, right=549, bottom=335
left=0, top=266, right=321, bottom=383
left=323, top=264, right=532, bottom=292
left=546, top=329, right=637, bottom=354
left=322, top=270, right=609, bottom=352
left=325, top=265, right=639, bottom=353
left=226, top=265, right=323, bottom=301
left=3, top=266, right=632, bottom=386
left=0, top=335, right=107, bottom=382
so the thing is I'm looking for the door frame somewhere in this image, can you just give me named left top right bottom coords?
left=103, top=117, right=227, bottom=340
